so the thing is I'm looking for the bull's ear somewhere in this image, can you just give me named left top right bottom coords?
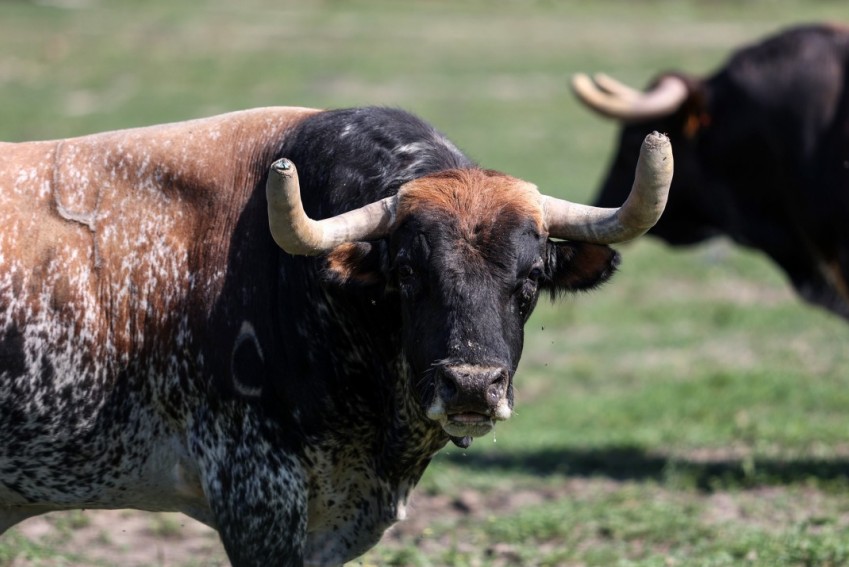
left=543, top=241, right=620, bottom=296
left=676, top=76, right=710, bottom=139
left=323, top=242, right=387, bottom=288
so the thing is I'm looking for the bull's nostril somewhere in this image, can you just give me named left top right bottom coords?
left=438, top=372, right=458, bottom=402
left=436, top=364, right=509, bottom=409
left=486, top=368, right=509, bottom=400
left=490, top=369, right=508, bottom=386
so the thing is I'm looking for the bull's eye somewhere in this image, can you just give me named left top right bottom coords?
left=397, top=262, right=421, bottom=296
left=516, top=264, right=544, bottom=314
left=398, top=264, right=415, bottom=279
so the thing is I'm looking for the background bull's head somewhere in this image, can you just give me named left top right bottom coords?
left=573, top=59, right=849, bottom=320
left=265, top=133, right=672, bottom=443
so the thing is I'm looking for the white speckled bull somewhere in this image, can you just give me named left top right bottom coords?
left=0, top=105, right=672, bottom=566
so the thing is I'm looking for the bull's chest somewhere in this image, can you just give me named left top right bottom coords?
left=301, top=441, right=428, bottom=566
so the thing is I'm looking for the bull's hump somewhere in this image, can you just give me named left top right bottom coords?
left=61, top=106, right=321, bottom=194
left=0, top=107, right=323, bottom=364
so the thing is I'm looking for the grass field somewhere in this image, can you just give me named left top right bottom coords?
left=2, top=0, right=849, bottom=565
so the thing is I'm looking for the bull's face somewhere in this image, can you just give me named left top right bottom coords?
left=387, top=170, right=617, bottom=441
left=325, top=169, right=619, bottom=443
left=265, top=132, right=672, bottom=444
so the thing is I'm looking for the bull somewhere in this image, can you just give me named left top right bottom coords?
left=573, top=23, right=849, bottom=320
left=0, top=105, right=672, bottom=565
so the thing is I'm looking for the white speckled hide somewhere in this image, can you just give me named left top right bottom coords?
left=0, top=107, right=334, bottom=559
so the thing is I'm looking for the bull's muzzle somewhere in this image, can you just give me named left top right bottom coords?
left=426, top=363, right=512, bottom=439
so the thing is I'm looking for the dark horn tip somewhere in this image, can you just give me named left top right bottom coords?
left=271, top=158, right=293, bottom=173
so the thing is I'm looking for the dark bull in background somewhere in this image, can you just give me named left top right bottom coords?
left=574, top=23, right=849, bottom=321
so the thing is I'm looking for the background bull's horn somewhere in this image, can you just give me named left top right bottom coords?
left=266, top=158, right=398, bottom=256
left=571, top=73, right=689, bottom=122
left=542, top=131, right=673, bottom=243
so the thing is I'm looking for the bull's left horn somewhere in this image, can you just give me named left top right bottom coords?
left=266, top=158, right=398, bottom=255
left=542, top=131, right=673, bottom=244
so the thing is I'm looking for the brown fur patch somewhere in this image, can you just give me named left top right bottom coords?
left=325, top=242, right=382, bottom=285
left=554, top=242, right=618, bottom=291
left=326, top=243, right=361, bottom=282
left=684, top=110, right=711, bottom=139
left=396, top=169, right=545, bottom=241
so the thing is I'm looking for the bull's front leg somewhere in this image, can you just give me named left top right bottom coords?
left=191, top=414, right=309, bottom=566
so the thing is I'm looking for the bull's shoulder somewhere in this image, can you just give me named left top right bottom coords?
left=56, top=106, right=321, bottom=195
left=2, top=106, right=321, bottom=197
left=0, top=107, right=323, bottom=367
left=0, top=106, right=322, bottom=262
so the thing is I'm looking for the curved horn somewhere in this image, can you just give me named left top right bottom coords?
left=543, top=131, right=672, bottom=244
left=266, top=158, right=398, bottom=256
left=571, top=73, right=689, bottom=122
left=592, top=73, right=643, bottom=101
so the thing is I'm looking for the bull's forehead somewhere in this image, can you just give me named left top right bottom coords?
left=396, top=169, right=546, bottom=238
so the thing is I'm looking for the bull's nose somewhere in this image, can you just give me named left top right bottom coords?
left=436, top=364, right=509, bottom=410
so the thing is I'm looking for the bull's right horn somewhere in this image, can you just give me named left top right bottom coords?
left=572, top=73, right=689, bottom=122
left=542, top=131, right=673, bottom=244
left=266, top=158, right=398, bottom=256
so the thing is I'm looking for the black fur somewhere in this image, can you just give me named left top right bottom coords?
left=278, top=107, right=475, bottom=215
left=592, top=24, right=849, bottom=320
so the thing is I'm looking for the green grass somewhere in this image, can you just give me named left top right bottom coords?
left=2, top=1, right=849, bottom=566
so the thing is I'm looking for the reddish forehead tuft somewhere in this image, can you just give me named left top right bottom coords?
left=396, top=169, right=544, bottom=236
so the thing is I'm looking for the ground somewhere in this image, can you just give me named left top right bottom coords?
left=4, top=489, right=537, bottom=566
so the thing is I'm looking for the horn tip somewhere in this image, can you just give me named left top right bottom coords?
left=271, top=158, right=294, bottom=173
left=643, top=131, right=671, bottom=149
left=570, top=73, right=592, bottom=89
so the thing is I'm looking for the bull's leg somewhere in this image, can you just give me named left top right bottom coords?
left=210, top=466, right=308, bottom=567
left=193, top=417, right=309, bottom=567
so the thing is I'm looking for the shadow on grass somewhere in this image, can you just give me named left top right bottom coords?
left=443, top=446, right=849, bottom=491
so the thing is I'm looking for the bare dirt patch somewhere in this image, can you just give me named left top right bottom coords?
left=3, top=480, right=593, bottom=566
left=7, top=510, right=227, bottom=567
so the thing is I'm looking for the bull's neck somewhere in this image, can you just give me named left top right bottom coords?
left=381, top=353, right=450, bottom=479
left=317, top=286, right=449, bottom=478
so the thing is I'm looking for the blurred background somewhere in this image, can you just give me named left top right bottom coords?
left=2, top=1, right=849, bottom=565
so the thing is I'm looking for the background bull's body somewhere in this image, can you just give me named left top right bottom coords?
left=585, top=24, right=849, bottom=319
left=0, top=105, right=629, bottom=565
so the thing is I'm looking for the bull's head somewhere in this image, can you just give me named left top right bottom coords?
left=265, top=133, right=672, bottom=445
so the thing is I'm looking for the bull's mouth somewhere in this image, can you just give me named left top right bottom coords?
left=423, top=363, right=514, bottom=442
left=444, top=412, right=495, bottom=438
left=427, top=401, right=511, bottom=440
